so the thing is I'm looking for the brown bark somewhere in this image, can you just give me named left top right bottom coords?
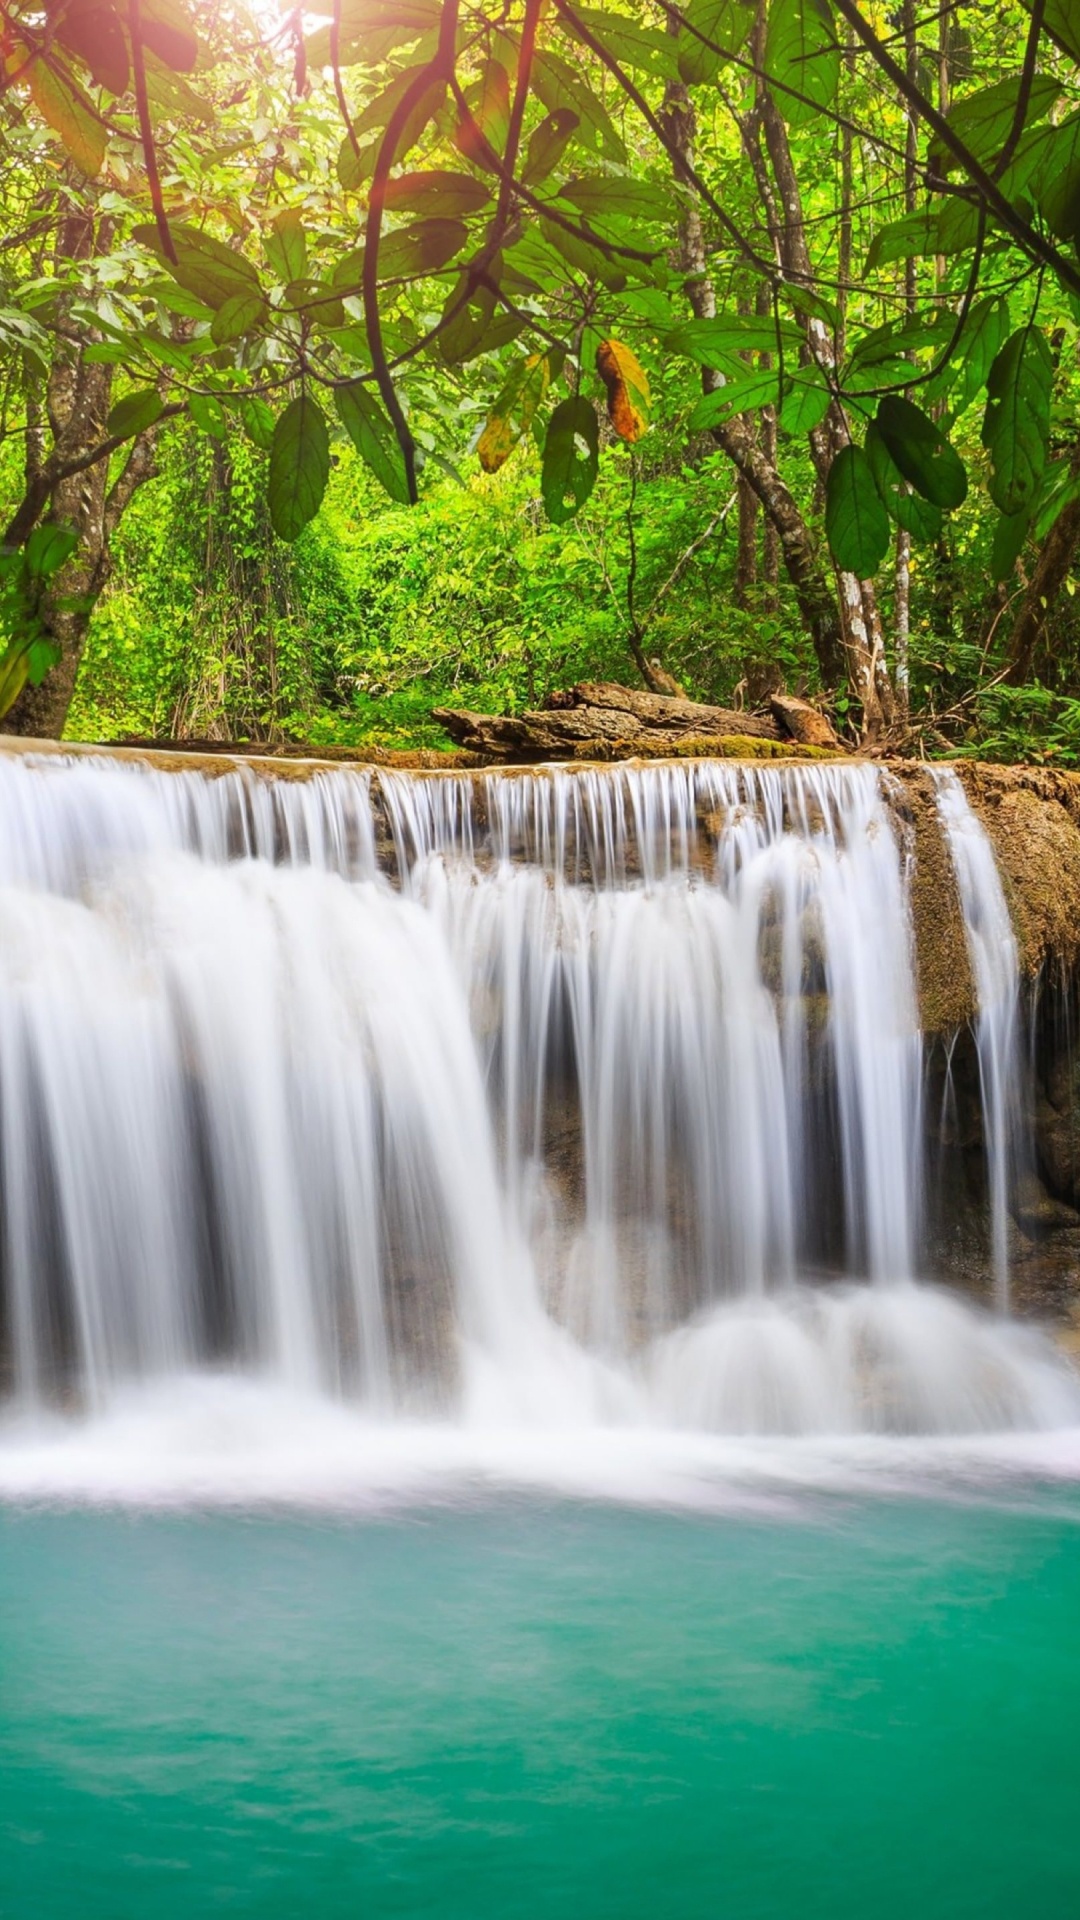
left=769, top=694, right=840, bottom=748
left=735, top=474, right=759, bottom=605
left=552, top=682, right=781, bottom=734
left=662, top=75, right=848, bottom=688
left=1004, top=494, right=1080, bottom=685
left=759, top=395, right=780, bottom=608
left=754, top=79, right=894, bottom=740
left=435, top=681, right=791, bottom=760
left=3, top=203, right=165, bottom=739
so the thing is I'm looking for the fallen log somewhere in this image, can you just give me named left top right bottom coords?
left=544, top=681, right=781, bottom=740
left=432, top=679, right=846, bottom=762
left=768, top=694, right=841, bottom=749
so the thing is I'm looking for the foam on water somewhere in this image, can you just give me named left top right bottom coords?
left=0, top=748, right=1074, bottom=1498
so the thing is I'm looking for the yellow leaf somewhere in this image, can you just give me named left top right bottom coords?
left=28, top=59, right=106, bottom=176
left=477, top=412, right=517, bottom=474
left=596, top=337, right=650, bottom=443
left=476, top=352, right=552, bottom=474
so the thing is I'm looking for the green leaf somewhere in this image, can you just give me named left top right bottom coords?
left=522, top=109, right=581, bottom=185
left=382, top=171, right=492, bottom=218
left=353, top=66, right=445, bottom=149
left=537, top=218, right=628, bottom=292
left=436, top=272, right=499, bottom=364
left=935, top=198, right=984, bottom=254
left=678, top=0, right=756, bottom=84
left=558, top=175, right=673, bottom=228
left=990, top=508, right=1031, bottom=582
left=865, top=424, right=944, bottom=540
left=337, top=134, right=380, bottom=191
left=377, top=218, right=468, bottom=279
left=107, top=388, right=164, bottom=438
left=238, top=396, right=275, bottom=452
left=779, top=370, right=831, bottom=435
left=938, top=297, right=1011, bottom=418
left=1032, top=457, right=1080, bottom=541
left=929, top=72, right=1059, bottom=176
left=56, top=1, right=130, bottom=96
left=284, top=278, right=346, bottom=329
left=1032, top=0, right=1080, bottom=65
left=268, top=392, right=330, bottom=540
left=144, top=278, right=213, bottom=320
left=26, top=638, right=62, bottom=686
left=825, top=443, right=891, bottom=574
left=334, top=382, right=411, bottom=503
left=874, top=395, right=967, bottom=510
left=847, top=310, right=954, bottom=370
left=142, top=53, right=214, bottom=122
left=24, top=525, right=79, bottom=578
left=210, top=293, right=267, bottom=345
left=139, top=330, right=196, bottom=374
left=533, top=51, right=626, bottom=163
left=981, top=326, right=1054, bottom=515
left=864, top=208, right=949, bottom=273
left=189, top=393, right=226, bottom=438
left=265, top=209, right=307, bottom=284
left=781, top=282, right=840, bottom=331
left=304, top=3, right=438, bottom=69
left=764, top=0, right=841, bottom=128
left=541, top=396, right=600, bottom=524
left=1035, top=110, right=1080, bottom=243
left=689, top=369, right=780, bottom=429
left=139, top=0, right=199, bottom=72
left=133, top=222, right=263, bottom=311
left=454, top=58, right=511, bottom=171
left=667, top=315, right=801, bottom=363
left=563, top=6, right=677, bottom=77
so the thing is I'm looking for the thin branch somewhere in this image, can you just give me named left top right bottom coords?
left=643, top=494, right=738, bottom=631
left=448, top=75, right=664, bottom=265
left=991, top=0, right=1044, bottom=180
left=829, top=0, right=1080, bottom=296
left=330, top=0, right=362, bottom=168
left=660, top=1, right=913, bottom=164
left=361, top=5, right=462, bottom=503
left=2, top=402, right=187, bottom=549
left=128, top=0, right=177, bottom=264
left=553, top=0, right=780, bottom=283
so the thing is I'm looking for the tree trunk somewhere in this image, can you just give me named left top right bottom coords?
left=735, top=473, right=759, bottom=605
left=662, top=75, right=848, bottom=688
left=754, top=81, right=892, bottom=739
left=3, top=202, right=163, bottom=739
left=895, top=528, right=912, bottom=713
left=1004, top=494, right=1080, bottom=685
left=760, top=397, right=780, bottom=609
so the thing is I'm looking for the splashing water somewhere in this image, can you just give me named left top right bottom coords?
left=0, top=747, right=1074, bottom=1474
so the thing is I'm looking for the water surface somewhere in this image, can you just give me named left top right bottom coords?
left=3, top=1490, right=1079, bottom=1918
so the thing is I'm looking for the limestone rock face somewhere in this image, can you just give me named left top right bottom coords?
left=1036, top=1048, right=1080, bottom=1210
left=956, top=764, right=1080, bottom=975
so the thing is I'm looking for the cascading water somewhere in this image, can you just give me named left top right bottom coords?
left=931, top=767, right=1023, bottom=1311
left=0, top=747, right=1075, bottom=1462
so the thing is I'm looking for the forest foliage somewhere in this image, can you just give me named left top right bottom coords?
left=4, top=0, right=1080, bottom=756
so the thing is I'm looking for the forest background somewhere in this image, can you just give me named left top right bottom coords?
left=4, top=0, right=1080, bottom=761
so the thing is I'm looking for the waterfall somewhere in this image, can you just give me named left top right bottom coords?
left=0, top=748, right=1073, bottom=1442
left=931, top=768, right=1022, bottom=1310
